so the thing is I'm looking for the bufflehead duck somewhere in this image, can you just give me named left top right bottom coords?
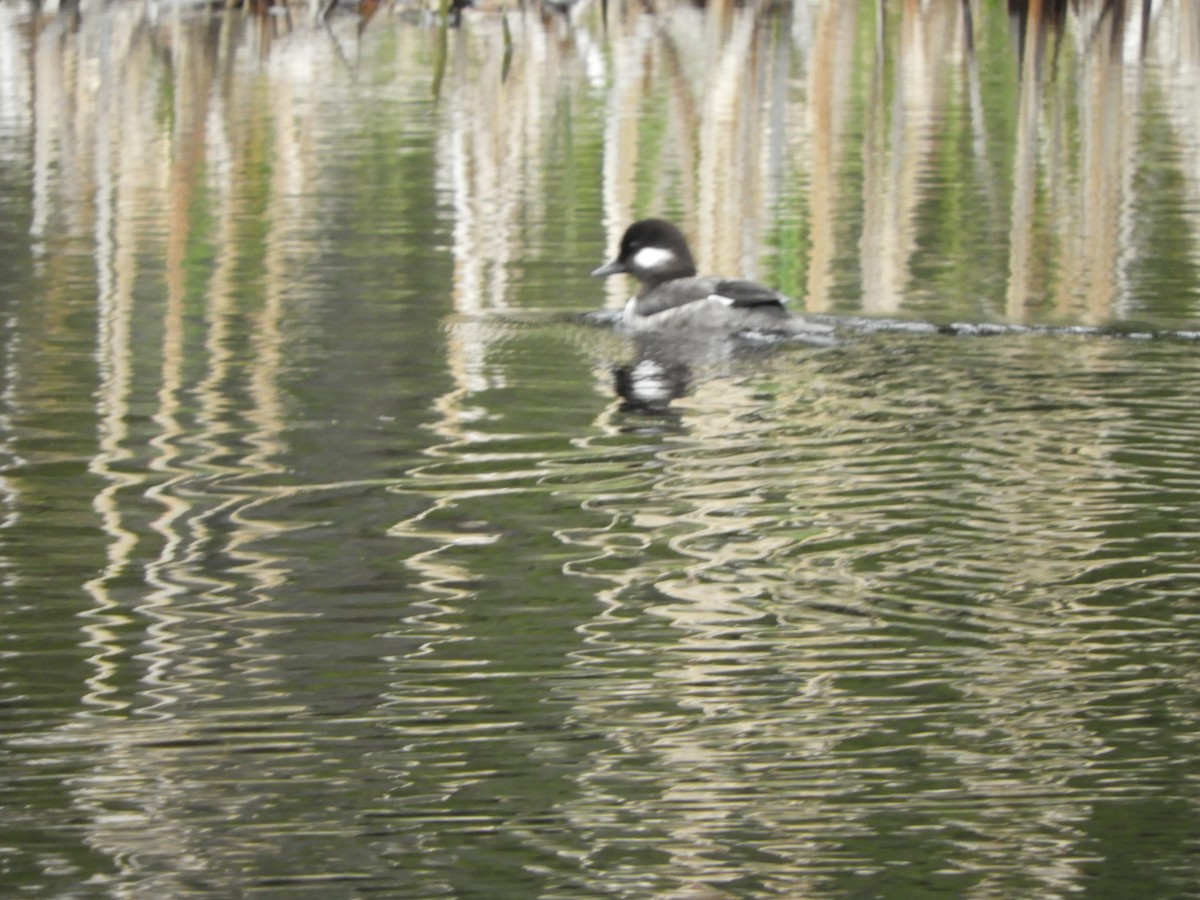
left=592, top=218, right=816, bottom=335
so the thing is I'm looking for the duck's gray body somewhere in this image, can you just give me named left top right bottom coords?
left=593, top=219, right=829, bottom=338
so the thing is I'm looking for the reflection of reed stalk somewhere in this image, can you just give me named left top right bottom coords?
left=501, top=8, right=513, bottom=82
left=433, top=0, right=452, bottom=99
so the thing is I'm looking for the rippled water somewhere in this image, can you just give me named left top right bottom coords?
left=2, top=0, right=1200, bottom=896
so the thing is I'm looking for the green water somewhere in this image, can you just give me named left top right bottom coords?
left=1, top=0, right=1199, bottom=896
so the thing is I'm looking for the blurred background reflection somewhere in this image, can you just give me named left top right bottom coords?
left=1, top=0, right=1199, bottom=896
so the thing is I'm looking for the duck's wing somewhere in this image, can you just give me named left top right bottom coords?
left=633, top=277, right=790, bottom=318
left=710, top=279, right=789, bottom=309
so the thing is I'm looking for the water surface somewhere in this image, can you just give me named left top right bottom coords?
left=1, top=0, right=1200, bottom=896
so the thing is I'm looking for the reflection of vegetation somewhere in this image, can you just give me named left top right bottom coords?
left=2, top=4, right=1200, bottom=898
left=1129, top=95, right=1200, bottom=320
left=12, top=0, right=1197, bottom=322
left=432, top=0, right=451, bottom=99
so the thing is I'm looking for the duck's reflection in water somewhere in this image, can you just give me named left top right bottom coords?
left=610, top=331, right=775, bottom=416
left=613, top=355, right=690, bottom=416
left=609, top=319, right=845, bottom=416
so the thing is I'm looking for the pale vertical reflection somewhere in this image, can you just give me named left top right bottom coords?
left=0, top=328, right=19, bottom=602
left=695, top=0, right=761, bottom=275
left=1076, top=7, right=1130, bottom=320
left=446, top=16, right=533, bottom=319
left=1168, top=3, right=1200, bottom=287
left=963, top=0, right=997, bottom=217
left=84, top=1, right=164, bottom=715
left=0, top=3, right=26, bottom=602
left=137, top=9, right=218, bottom=717
left=441, top=18, right=525, bottom=404
left=30, top=15, right=68, bottom=258
left=228, top=23, right=312, bottom=584
left=804, top=0, right=856, bottom=312
left=0, top=5, right=26, bottom=136
left=1005, top=0, right=1047, bottom=320
left=599, top=9, right=655, bottom=305
left=862, top=0, right=961, bottom=315
left=858, top=0, right=888, bottom=313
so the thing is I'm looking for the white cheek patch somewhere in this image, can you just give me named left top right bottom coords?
left=631, top=246, right=676, bottom=271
